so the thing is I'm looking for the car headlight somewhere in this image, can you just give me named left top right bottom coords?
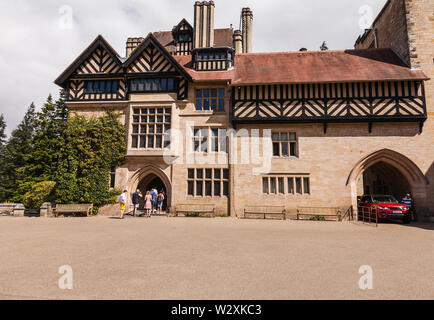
left=377, top=206, right=387, bottom=210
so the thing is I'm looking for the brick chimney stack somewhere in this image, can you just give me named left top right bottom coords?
left=194, top=1, right=215, bottom=49
left=233, top=30, right=243, bottom=54
left=126, top=37, right=144, bottom=57
left=241, top=7, right=253, bottom=53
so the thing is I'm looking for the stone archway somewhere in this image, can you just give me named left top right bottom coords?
left=129, top=164, right=172, bottom=209
left=347, top=149, right=428, bottom=216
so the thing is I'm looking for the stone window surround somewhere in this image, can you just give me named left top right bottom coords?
left=195, top=86, right=227, bottom=113
left=272, top=131, right=298, bottom=158
left=129, top=104, right=172, bottom=151
left=187, top=168, right=230, bottom=198
left=192, top=127, right=228, bottom=154
left=262, top=175, right=310, bottom=195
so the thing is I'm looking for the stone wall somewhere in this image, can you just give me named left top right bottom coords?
left=355, top=0, right=410, bottom=64
left=353, top=0, right=433, bottom=218
left=405, top=0, right=434, bottom=214
left=231, top=122, right=433, bottom=219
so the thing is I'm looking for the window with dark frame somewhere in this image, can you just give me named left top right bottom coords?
left=131, top=107, right=171, bottom=149
left=272, top=132, right=297, bottom=157
left=187, top=168, right=229, bottom=197
left=196, top=51, right=228, bottom=61
left=85, top=80, right=119, bottom=94
left=262, top=176, right=310, bottom=195
left=178, top=33, right=192, bottom=42
left=193, top=128, right=227, bottom=153
left=130, top=78, right=175, bottom=93
left=195, top=88, right=225, bottom=112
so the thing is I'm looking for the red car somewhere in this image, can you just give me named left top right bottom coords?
left=358, top=195, right=411, bottom=224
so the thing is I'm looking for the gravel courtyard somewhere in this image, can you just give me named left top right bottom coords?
left=0, top=216, right=433, bottom=300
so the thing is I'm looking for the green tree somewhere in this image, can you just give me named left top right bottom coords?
left=56, top=111, right=126, bottom=213
left=320, top=41, right=329, bottom=51
left=0, top=114, right=6, bottom=147
left=22, top=181, right=56, bottom=209
left=0, top=114, right=6, bottom=202
left=15, top=91, right=68, bottom=200
left=0, top=104, right=37, bottom=202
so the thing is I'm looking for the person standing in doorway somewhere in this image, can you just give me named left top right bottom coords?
left=144, top=191, right=152, bottom=218
left=119, top=190, right=128, bottom=220
left=157, top=191, right=165, bottom=215
left=402, top=193, right=416, bottom=221
left=160, top=188, right=166, bottom=211
left=132, top=189, right=142, bottom=217
left=150, top=188, right=158, bottom=215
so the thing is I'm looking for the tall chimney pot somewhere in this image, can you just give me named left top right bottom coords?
left=241, top=7, right=253, bottom=53
left=233, top=30, right=243, bottom=54
left=194, top=1, right=215, bottom=49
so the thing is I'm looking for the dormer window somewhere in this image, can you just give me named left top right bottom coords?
left=192, top=47, right=235, bottom=71
left=172, top=19, right=193, bottom=55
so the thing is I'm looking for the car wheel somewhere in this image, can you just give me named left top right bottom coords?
left=403, top=216, right=411, bottom=224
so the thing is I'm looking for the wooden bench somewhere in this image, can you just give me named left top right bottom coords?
left=54, top=204, right=93, bottom=217
left=297, top=207, right=342, bottom=222
left=244, top=206, right=286, bottom=220
left=175, top=204, right=216, bottom=218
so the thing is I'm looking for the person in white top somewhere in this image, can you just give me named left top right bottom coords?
left=119, top=190, right=128, bottom=219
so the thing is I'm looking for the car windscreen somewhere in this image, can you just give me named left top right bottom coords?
left=372, top=196, right=399, bottom=203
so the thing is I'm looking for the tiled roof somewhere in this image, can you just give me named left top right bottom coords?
left=152, top=28, right=234, bottom=53
left=173, top=48, right=428, bottom=84
left=213, top=28, right=234, bottom=47
left=232, top=49, right=428, bottom=84
left=173, top=55, right=235, bottom=82
left=152, top=31, right=176, bottom=52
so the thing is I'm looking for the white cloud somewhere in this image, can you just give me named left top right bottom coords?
left=0, top=0, right=387, bottom=135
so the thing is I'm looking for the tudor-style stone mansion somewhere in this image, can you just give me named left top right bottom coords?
left=55, top=0, right=434, bottom=219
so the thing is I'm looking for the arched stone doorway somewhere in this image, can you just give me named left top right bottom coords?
left=360, top=162, right=411, bottom=200
left=347, top=149, right=428, bottom=217
left=129, top=165, right=171, bottom=211
left=137, top=174, right=168, bottom=210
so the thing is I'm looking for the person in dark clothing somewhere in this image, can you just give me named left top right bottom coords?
left=132, top=189, right=143, bottom=217
left=402, top=193, right=416, bottom=221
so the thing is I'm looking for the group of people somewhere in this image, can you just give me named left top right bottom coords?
left=118, top=188, right=166, bottom=219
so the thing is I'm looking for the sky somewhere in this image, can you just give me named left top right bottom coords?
left=0, top=0, right=387, bottom=136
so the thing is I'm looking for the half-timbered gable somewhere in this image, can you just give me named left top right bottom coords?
left=75, top=47, right=122, bottom=75
left=126, top=44, right=176, bottom=74
left=55, top=35, right=126, bottom=101
left=55, top=35, right=123, bottom=83
left=124, top=34, right=193, bottom=100
left=125, top=34, right=190, bottom=74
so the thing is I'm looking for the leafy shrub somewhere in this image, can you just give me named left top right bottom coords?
left=184, top=212, right=214, bottom=218
left=185, top=212, right=201, bottom=217
left=107, top=188, right=123, bottom=205
left=216, top=213, right=229, bottom=218
left=55, top=112, right=126, bottom=213
left=22, top=181, right=56, bottom=209
left=309, top=216, right=326, bottom=221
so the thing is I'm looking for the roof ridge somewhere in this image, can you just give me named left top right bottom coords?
left=236, top=48, right=393, bottom=56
